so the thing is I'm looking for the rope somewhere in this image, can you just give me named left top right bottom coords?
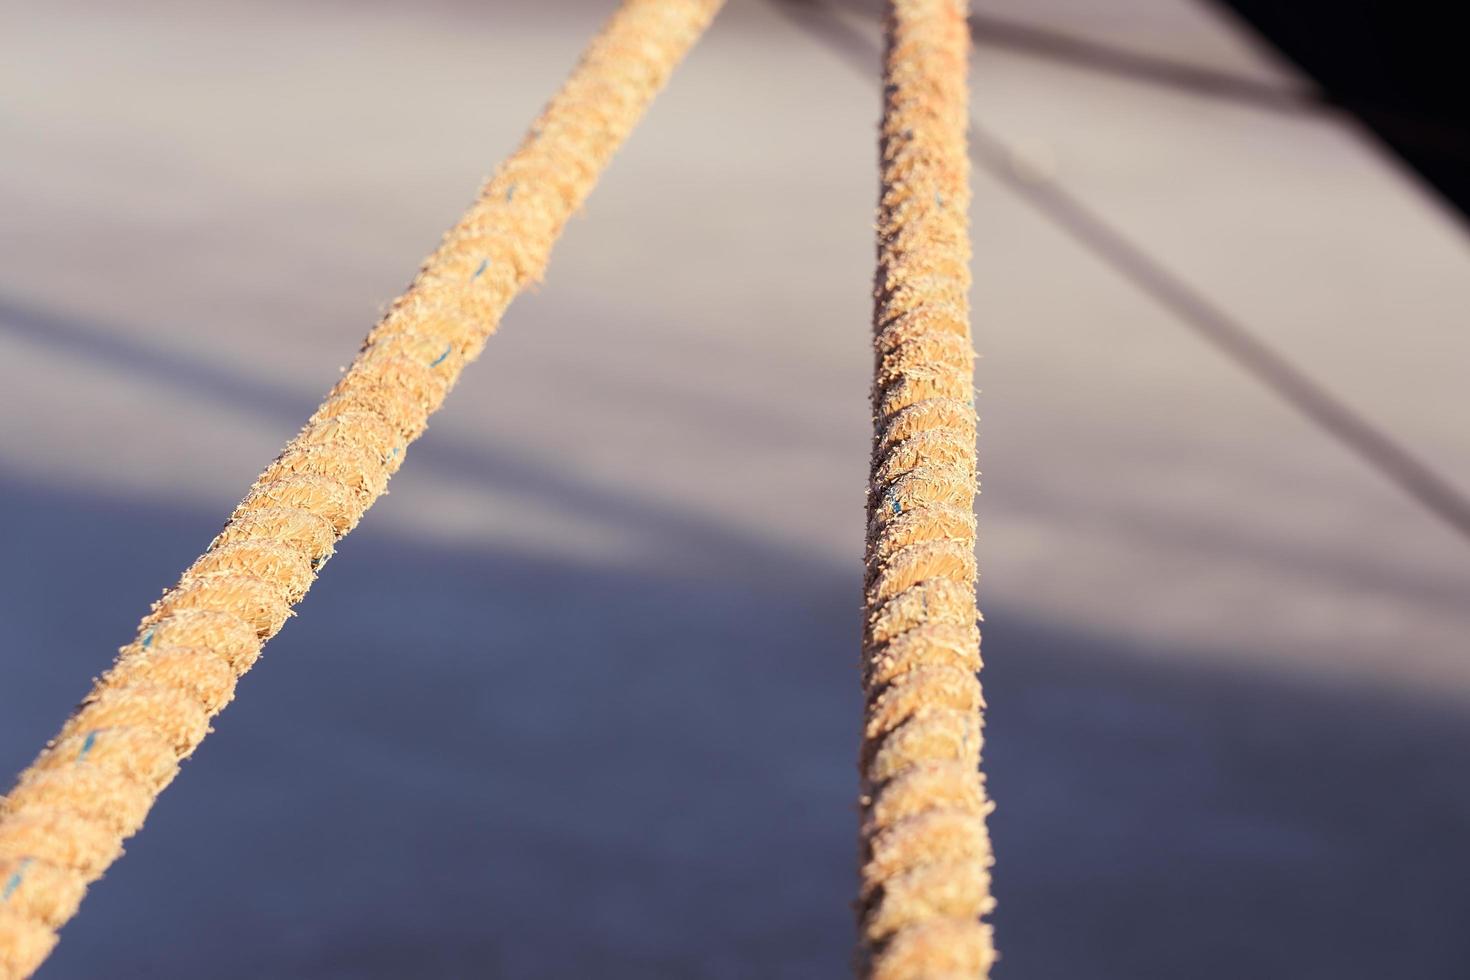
left=0, top=2, right=721, bottom=975
left=860, top=1, right=996, bottom=978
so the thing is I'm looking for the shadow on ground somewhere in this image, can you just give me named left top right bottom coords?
left=2, top=469, right=1469, bottom=979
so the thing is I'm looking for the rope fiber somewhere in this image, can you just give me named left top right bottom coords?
left=0, top=2, right=721, bottom=975
left=860, top=1, right=996, bottom=977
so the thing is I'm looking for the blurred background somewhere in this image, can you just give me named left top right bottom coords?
left=2, top=0, right=1468, bottom=976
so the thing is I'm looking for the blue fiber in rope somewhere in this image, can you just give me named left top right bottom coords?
left=2, top=859, right=32, bottom=902
left=472, top=259, right=489, bottom=280
left=430, top=345, right=452, bottom=367
left=141, top=627, right=154, bottom=650
left=77, top=730, right=99, bottom=761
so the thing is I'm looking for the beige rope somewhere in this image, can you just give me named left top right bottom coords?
left=859, top=1, right=995, bottom=977
left=0, top=2, right=721, bottom=975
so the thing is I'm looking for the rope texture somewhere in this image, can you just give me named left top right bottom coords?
left=0, top=2, right=721, bottom=975
left=859, top=1, right=995, bottom=977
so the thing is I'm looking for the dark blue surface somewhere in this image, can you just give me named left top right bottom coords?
left=3, top=465, right=1470, bottom=978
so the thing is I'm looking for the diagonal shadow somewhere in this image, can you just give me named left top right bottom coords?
left=799, top=0, right=1470, bottom=160
left=0, top=293, right=830, bottom=584
left=770, top=0, right=1470, bottom=548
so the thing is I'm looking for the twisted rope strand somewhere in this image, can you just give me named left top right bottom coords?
left=860, top=1, right=995, bottom=977
left=0, top=2, right=721, bottom=975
